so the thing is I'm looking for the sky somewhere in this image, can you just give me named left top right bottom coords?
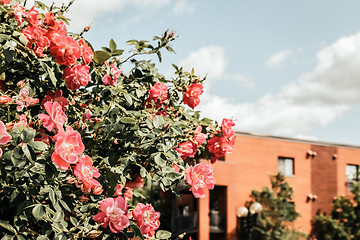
left=39, top=0, right=360, bottom=146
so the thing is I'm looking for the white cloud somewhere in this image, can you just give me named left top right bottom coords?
left=178, top=46, right=228, bottom=81
left=30, top=0, right=169, bottom=32
left=265, top=49, right=292, bottom=68
left=180, top=32, right=360, bottom=139
left=172, top=0, right=196, bottom=16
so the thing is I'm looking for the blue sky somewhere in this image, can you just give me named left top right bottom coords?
left=44, top=0, right=360, bottom=145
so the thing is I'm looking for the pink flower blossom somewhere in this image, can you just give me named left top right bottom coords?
left=114, top=184, right=124, bottom=197
left=93, top=185, right=103, bottom=195
left=82, top=109, right=92, bottom=121
left=0, top=120, right=11, bottom=145
left=50, top=35, right=81, bottom=66
left=13, top=89, right=39, bottom=111
left=221, top=118, right=235, bottom=138
left=125, top=175, right=145, bottom=189
left=51, top=127, right=84, bottom=170
left=26, top=6, right=39, bottom=26
left=176, top=141, right=196, bottom=160
left=123, top=187, right=133, bottom=201
left=0, top=95, right=12, bottom=105
left=74, top=155, right=101, bottom=193
left=38, top=101, right=67, bottom=132
left=186, top=162, right=215, bottom=198
left=146, top=83, right=168, bottom=109
left=132, top=203, right=160, bottom=238
left=63, top=64, right=91, bottom=90
left=182, top=83, right=203, bottom=109
left=93, top=196, right=130, bottom=233
left=193, top=126, right=207, bottom=147
left=102, top=62, right=121, bottom=86
left=207, top=136, right=235, bottom=163
left=22, top=25, right=50, bottom=57
left=11, top=3, right=26, bottom=26
left=41, top=90, right=69, bottom=111
left=78, top=39, right=93, bottom=65
left=0, top=0, right=12, bottom=5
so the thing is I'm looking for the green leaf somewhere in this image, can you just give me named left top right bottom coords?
left=32, top=205, right=45, bottom=221
left=154, top=154, right=166, bottom=167
left=36, top=236, right=48, bottom=240
left=112, top=49, right=124, bottom=56
left=0, top=220, right=16, bottom=234
left=126, top=40, right=138, bottom=45
left=120, top=117, right=136, bottom=124
left=20, top=128, right=35, bottom=143
left=49, top=188, right=56, bottom=206
left=153, top=115, right=164, bottom=128
left=1, top=235, right=15, bottom=240
left=124, top=93, right=133, bottom=105
left=93, top=50, right=111, bottom=64
left=16, top=235, right=25, bottom=240
left=109, top=39, right=117, bottom=52
left=22, top=144, right=36, bottom=162
left=156, top=230, right=172, bottom=239
left=28, top=141, right=48, bottom=151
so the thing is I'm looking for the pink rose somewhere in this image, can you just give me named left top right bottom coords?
left=146, top=83, right=168, bottom=108
left=114, top=184, right=124, bottom=197
left=78, top=39, right=93, bottom=65
left=50, top=35, right=81, bottom=66
left=41, top=90, right=69, bottom=111
left=132, top=203, right=160, bottom=238
left=93, top=185, right=103, bottom=195
left=26, top=6, right=39, bottom=26
left=193, top=126, right=207, bottom=147
left=123, top=187, right=133, bottom=201
left=221, top=118, right=235, bottom=138
left=182, top=83, right=203, bottom=109
left=93, top=196, right=130, bottom=233
left=82, top=109, right=92, bottom=122
left=176, top=141, right=196, bottom=160
left=186, top=162, right=215, bottom=199
left=1, top=0, right=12, bottom=5
left=0, top=95, right=12, bottom=105
left=74, top=155, right=101, bottom=193
left=63, top=64, right=91, bottom=90
left=51, top=127, right=84, bottom=170
left=11, top=3, right=26, bottom=26
left=207, top=136, right=235, bottom=163
left=0, top=120, right=11, bottom=145
left=102, top=62, right=121, bottom=86
left=22, top=25, right=50, bottom=57
left=38, top=101, right=68, bottom=132
left=125, top=175, right=145, bottom=189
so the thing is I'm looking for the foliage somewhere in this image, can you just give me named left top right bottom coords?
left=246, top=174, right=306, bottom=240
left=0, top=0, right=236, bottom=239
left=309, top=183, right=360, bottom=240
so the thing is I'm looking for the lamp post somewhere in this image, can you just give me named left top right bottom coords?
left=236, top=202, right=263, bottom=240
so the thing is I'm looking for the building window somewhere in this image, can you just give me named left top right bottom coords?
left=346, top=164, right=360, bottom=189
left=278, top=157, right=294, bottom=176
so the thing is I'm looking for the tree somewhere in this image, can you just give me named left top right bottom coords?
left=245, top=174, right=306, bottom=240
left=0, top=1, right=236, bottom=239
left=309, top=183, right=360, bottom=240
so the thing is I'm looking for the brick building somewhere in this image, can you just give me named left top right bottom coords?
left=170, top=132, right=360, bottom=240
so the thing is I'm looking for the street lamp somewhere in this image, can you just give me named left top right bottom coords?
left=236, top=202, right=263, bottom=240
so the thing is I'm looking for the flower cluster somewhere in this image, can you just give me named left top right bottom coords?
left=20, top=7, right=93, bottom=91
left=207, top=118, right=236, bottom=163
left=93, top=197, right=160, bottom=236
left=186, top=162, right=216, bottom=199
left=0, top=1, right=236, bottom=239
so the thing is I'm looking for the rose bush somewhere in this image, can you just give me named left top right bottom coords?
left=0, top=1, right=236, bottom=239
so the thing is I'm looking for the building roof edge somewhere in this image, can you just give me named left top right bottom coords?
left=234, top=131, right=360, bottom=149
